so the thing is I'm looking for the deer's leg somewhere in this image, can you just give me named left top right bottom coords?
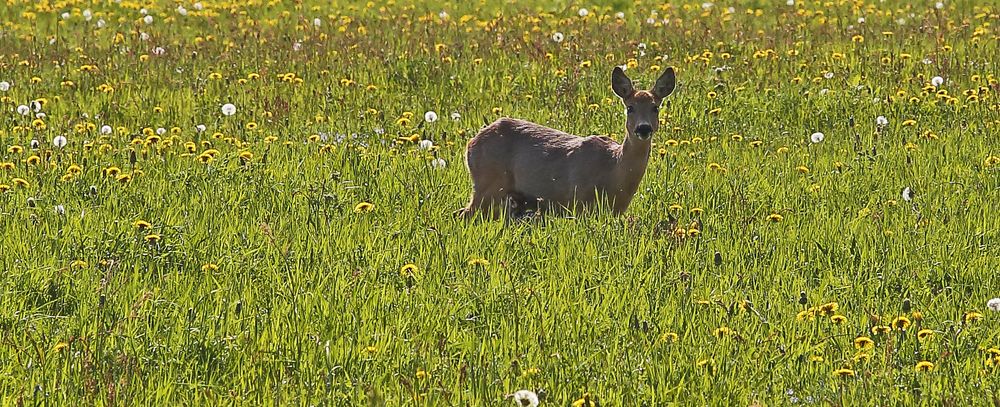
left=458, top=182, right=507, bottom=220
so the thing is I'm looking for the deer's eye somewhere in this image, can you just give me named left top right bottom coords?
left=626, top=106, right=634, bottom=114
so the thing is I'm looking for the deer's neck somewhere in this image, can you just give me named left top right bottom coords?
left=608, top=135, right=651, bottom=210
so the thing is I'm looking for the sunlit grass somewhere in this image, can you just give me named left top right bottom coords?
left=1, top=0, right=999, bottom=405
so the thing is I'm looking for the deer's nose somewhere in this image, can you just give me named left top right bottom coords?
left=635, top=124, right=653, bottom=137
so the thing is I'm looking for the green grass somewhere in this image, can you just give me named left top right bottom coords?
left=1, top=0, right=999, bottom=405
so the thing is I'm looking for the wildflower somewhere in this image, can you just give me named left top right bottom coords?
left=424, top=111, right=438, bottom=123
left=245, top=122, right=258, bottom=130
left=713, top=326, right=733, bottom=338
left=431, top=158, right=447, bottom=169
left=892, top=316, right=911, bottom=331
left=418, top=140, right=434, bottom=150
left=512, top=390, right=539, bottom=407
left=988, top=298, right=1000, bottom=312
left=931, top=76, right=944, bottom=87
left=964, top=311, right=983, bottom=324
left=871, top=325, right=891, bottom=335
left=551, top=32, right=564, bottom=43
left=134, top=220, right=152, bottom=230
left=221, top=103, right=237, bottom=116
left=796, top=165, right=809, bottom=174
left=53, top=135, right=67, bottom=148
left=572, top=393, right=596, bottom=407
left=101, top=125, right=112, bottom=134
left=144, top=233, right=161, bottom=243
left=54, top=205, right=65, bottom=215
left=917, top=329, right=934, bottom=341
left=143, top=15, right=153, bottom=24
left=16, top=105, right=30, bottom=115
left=833, top=368, right=855, bottom=377
left=854, top=336, right=874, bottom=349
left=201, top=263, right=219, bottom=272
left=810, top=132, right=824, bottom=143
left=577, top=8, right=589, bottom=17
left=363, top=346, right=377, bottom=355
left=902, top=119, right=917, bottom=126
left=12, top=178, right=29, bottom=188
left=660, top=332, right=679, bottom=343
left=915, top=361, right=934, bottom=372
left=831, top=315, right=847, bottom=324
left=450, top=112, right=461, bottom=121
left=818, top=302, right=838, bottom=316
left=0, top=81, right=9, bottom=91
left=400, top=264, right=418, bottom=279
left=354, top=202, right=374, bottom=213
left=467, top=258, right=489, bottom=267
left=876, top=116, right=888, bottom=127
left=767, top=213, right=783, bottom=222
left=415, top=368, right=429, bottom=380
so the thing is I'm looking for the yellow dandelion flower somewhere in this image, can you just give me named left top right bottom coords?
left=246, top=122, right=258, bottom=130
left=854, top=336, right=874, bottom=349
left=70, top=260, right=88, bottom=269
left=467, top=258, right=489, bottom=267
left=134, top=220, right=152, bottom=230
left=400, top=263, right=418, bottom=277
left=871, top=325, right=891, bottom=335
left=917, top=329, right=934, bottom=341
left=201, top=264, right=219, bottom=272
left=713, top=326, right=733, bottom=338
left=660, top=332, right=679, bottom=343
left=892, top=316, right=911, bottom=331
left=354, top=202, right=374, bottom=213
left=144, top=233, right=161, bottom=243
left=415, top=368, right=429, bottom=380
left=767, top=213, right=784, bottom=223
left=833, top=368, right=855, bottom=377
left=13, top=178, right=30, bottom=188
left=571, top=393, right=596, bottom=407
left=0, top=184, right=10, bottom=193
left=818, top=302, right=838, bottom=316
left=831, top=315, right=847, bottom=325
left=964, top=311, right=983, bottom=324
left=915, top=361, right=934, bottom=372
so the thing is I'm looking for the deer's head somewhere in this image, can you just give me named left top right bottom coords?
left=611, top=66, right=676, bottom=141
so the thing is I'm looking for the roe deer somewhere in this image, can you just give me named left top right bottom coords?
left=458, top=66, right=676, bottom=219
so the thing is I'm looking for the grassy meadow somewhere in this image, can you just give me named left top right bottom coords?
left=1, top=0, right=1000, bottom=404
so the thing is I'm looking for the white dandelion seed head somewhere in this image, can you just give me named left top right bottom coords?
left=438, top=11, right=449, bottom=19
left=140, top=8, right=148, bottom=15
left=152, top=46, right=165, bottom=55
left=810, top=132, right=824, bottom=143
left=876, top=115, right=888, bottom=126
left=194, top=2, right=204, bottom=11
left=902, top=187, right=914, bottom=201
left=551, top=32, right=564, bottom=43
left=30, top=139, right=39, bottom=149
left=292, top=42, right=302, bottom=51
left=96, top=19, right=106, bottom=28
left=931, top=76, right=944, bottom=87
left=823, top=71, right=834, bottom=79
left=313, top=18, right=322, bottom=27
left=0, top=81, right=10, bottom=92
left=615, top=11, right=625, bottom=19
left=424, top=111, right=438, bottom=123
left=373, top=127, right=385, bottom=135
left=16, top=105, right=30, bottom=115
left=140, top=32, right=150, bottom=41
left=143, top=15, right=153, bottom=25
left=61, top=12, right=70, bottom=20
left=31, top=101, right=42, bottom=112
left=52, top=135, right=67, bottom=148
left=819, top=88, right=829, bottom=95
left=100, top=125, right=112, bottom=134
left=221, top=103, right=237, bottom=116
left=858, top=17, right=866, bottom=23
left=431, top=158, right=447, bottom=169
left=935, top=2, right=944, bottom=9
left=196, top=124, right=207, bottom=132
left=646, top=17, right=656, bottom=24
left=418, top=140, right=434, bottom=150
left=578, top=8, right=589, bottom=17
left=701, top=2, right=714, bottom=10
left=638, top=42, right=647, bottom=50
left=512, top=390, right=539, bottom=407
left=988, top=298, right=1000, bottom=312
left=35, top=112, right=46, bottom=119
left=55, top=205, right=65, bottom=215
left=156, top=127, right=166, bottom=135
left=786, top=0, right=795, bottom=5
left=177, top=5, right=188, bottom=16
left=83, top=9, right=92, bottom=20
left=450, top=112, right=461, bottom=121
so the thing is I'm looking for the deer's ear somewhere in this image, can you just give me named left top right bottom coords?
left=651, top=67, right=676, bottom=99
left=611, top=67, right=635, bottom=99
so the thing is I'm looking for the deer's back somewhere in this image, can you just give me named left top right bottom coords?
left=466, top=118, right=620, bottom=202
